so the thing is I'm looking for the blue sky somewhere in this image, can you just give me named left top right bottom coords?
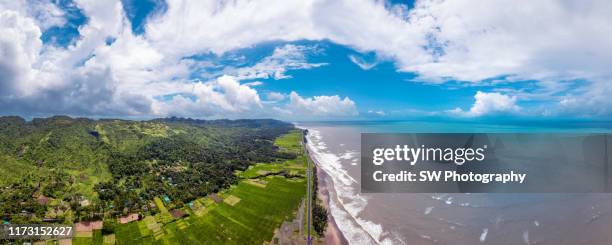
left=241, top=41, right=474, bottom=114
left=1, top=0, right=611, bottom=121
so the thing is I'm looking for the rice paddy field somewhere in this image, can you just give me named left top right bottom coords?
left=68, top=130, right=307, bottom=245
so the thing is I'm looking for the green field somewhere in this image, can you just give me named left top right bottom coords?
left=69, top=130, right=308, bottom=244
left=274, top=130, right=302, bottom=152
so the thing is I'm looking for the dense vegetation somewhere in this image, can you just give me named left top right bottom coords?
left=77, top=130, right=309, bottom=244
left=312, top=165, right=328, bottom=236
left=0, top=116, right=295, bottom=224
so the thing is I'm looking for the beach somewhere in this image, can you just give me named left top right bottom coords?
left=303, top=125, right=395, bottom=244
left=316, top=166, right=348, bottom=245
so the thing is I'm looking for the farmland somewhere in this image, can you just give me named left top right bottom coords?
left=0, top=116, right=309, bottom=244
left=65, top=130, right=308, bottom=244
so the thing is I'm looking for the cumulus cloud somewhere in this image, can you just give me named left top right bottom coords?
left=0, top=0, right=66, bottom=30
left=406, top=0, right=612, bottom=82
left=152, top=75, right=262, bottom=117
left=28, top=0, right=67, bottom=30
left=266, top=92, right=286, bottom=102
left=556, top=80, right=612, bottom=117
left=0, top=0, right=151, bottom=117
left=0, top=9, right=42, bottom=95
left=144, top=1, right=322, bottom=56
left=2, top=0, right=612, bottom=118
left=140, top=0, right=612, bottom=116
left=287, top=92, right=358, bottom=118
left=449, top=91, right=520, bottom=117
left=0, top=0, right=347, bottom=118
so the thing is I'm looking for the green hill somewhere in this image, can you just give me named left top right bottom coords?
left=0, top=116, right=295, bottom=225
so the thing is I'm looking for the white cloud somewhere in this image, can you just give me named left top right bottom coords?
left=0, top=9, right=42, bottom=95
left=287, top=91, right=358, bottom=118
left=141, top=0, right=612, bottom=116
left=2, top=0, right=344, bottom=118
left=0, top=1, right=346, bottom=119
left=556, top=80, right=612, bottom=117
left=142, top=0, right=612, bottom=116
left=348, top=54, right=377, bottom=70
left=272, top=106, right=292, bottom=115
left=242, top=81, right=263, bottom=87
left=0, top=0, right=66, bottom=30
left=233, top=44, right=327, bottom=80
left=216, top=75, right=262, bottom=110
left=152, top=75, right=262, bottom=117
left=3, top=0, right=612, bottom=118
left=0, top=0, right=156, bottom=116
left=142, top=0, right=612, bottom=82
left=402, top=0, right=612, bottom=83
left=28, top=0, right=67, bottom=30
left=144, top=1, right=322, bottom=56
left=449, top=91, right=520, bottom=117
left=367, top=110, right=386, bottom=116
left=266, top=92, right=286, bottom=102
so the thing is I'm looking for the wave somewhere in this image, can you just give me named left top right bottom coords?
left=304, top=128, right=400, bottom=244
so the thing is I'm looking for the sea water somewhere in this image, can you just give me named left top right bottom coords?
left=298, top=120, right=612, bottom=245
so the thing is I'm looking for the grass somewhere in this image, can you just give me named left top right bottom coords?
left=75, top=231, right=93, bottom=238
left=178, top=176, right=305, bottom=244
left=0, top=154, right=38, bottom=185
left=190, top=199, right=209, bottom=217
left=153, top=197, right=174, bottom=224
left=239, top=156, right=307, bottom=179
left=105, top=176, right=305, bottom=244
left=154, top=197, right=169, bottom=213
left=94, top=124, right=110, bottom=144
left=244, top=179, right=267, bottom=188
left=138, top=123, right=170, bottom=138
left=274, top=130, right=303, bottom=153
left=223, top=195, right=241, bottom=206
left=66, top=165, right=112, bottom=200
left=72, top=230, right=102, bottom=245
left=103, top=234, right=115, bottom=245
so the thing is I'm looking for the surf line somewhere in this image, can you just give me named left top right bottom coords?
left=372, top=170, right=526, bottom=184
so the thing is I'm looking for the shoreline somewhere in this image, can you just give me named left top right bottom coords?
left=301, top=127, right=348, bottom=245
left=316, top=165, right=349, bottom=245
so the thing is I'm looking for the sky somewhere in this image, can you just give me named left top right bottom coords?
left=1, top=0, right=612, bottom=121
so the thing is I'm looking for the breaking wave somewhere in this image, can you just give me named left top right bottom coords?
left=305, top=129, right=397, bottom=244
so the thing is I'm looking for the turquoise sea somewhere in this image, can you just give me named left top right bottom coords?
left=299, top=119, right=612, bottom=133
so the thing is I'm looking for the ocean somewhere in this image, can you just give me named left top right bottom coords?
left=298, top=120, right=612, bottom=245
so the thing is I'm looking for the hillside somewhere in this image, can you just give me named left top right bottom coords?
left=0, top=116, right=296, bottom=225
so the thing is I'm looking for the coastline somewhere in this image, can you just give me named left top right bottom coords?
left=293, top=123, right=612, bottom=245
left=300, top=125, right=391, bottom=244
left=300, top=125, right=348, bottom=244
left=315, top=164, right=349, bottom=245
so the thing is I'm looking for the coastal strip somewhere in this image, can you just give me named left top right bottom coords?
left=315, top=164, right=349, bottom=245
left=300, top=127, right=349, bottom=244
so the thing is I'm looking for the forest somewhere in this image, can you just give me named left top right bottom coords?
left=0, top=115, right=295, bottom=224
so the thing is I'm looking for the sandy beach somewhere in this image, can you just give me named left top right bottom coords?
left=315, top=165, right=349, bottom=245
left=300, top=125, right=347, bottom=244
